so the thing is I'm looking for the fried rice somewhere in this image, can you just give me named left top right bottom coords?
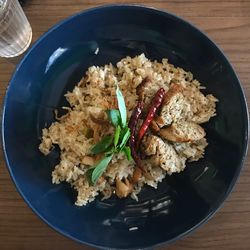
left=39, top=54, right=218, bottom=206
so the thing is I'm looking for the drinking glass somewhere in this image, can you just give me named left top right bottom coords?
left=0, top=0, right=32, bottom=58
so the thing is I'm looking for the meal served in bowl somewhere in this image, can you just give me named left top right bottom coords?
left=3, top=4, right=248, bottom=249
left=39, top=54, right=218, bottom=206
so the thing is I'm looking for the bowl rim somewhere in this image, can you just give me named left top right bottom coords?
left=2, top=4, right=249, bottom=250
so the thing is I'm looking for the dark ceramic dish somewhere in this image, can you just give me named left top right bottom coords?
left=2, top=5, right=249, bottom=249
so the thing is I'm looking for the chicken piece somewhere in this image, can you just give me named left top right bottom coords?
left=142, top=135, right=186, bottom=174
left=159, top=121, right=205, bottom=142
left=155, top=83, right=192, bottom=127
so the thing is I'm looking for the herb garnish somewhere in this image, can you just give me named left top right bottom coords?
left=89, top=85, right=131, bottom=185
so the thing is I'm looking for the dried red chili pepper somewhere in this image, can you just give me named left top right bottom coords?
left=129, top=77, right=149, bottom=132
left=128, top=101, right=143, bottom=134
left=128, top=77, right=153, bottom=172
left=136, top=88, right=165, bottom=149
left=130, top=135, right=145, bottom=172
left=128, top=101, right=144, bottom=171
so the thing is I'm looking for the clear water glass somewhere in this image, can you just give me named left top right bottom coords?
left=0, top=0, right=32, bottom=58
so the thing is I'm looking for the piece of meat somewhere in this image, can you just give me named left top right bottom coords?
left=155, top=83, right=192, bottom=127
left=159, top=121, right=206, bottom=142
left=141, top=135, right=186, bottom=174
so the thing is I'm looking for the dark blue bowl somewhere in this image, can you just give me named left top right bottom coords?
left=2, top=5, right=249, bottom=249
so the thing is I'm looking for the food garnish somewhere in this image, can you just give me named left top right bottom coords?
left=89, top=84, right=131, bottom=184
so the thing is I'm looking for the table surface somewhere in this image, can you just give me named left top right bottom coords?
left=0, top=0, right=250, bottom=249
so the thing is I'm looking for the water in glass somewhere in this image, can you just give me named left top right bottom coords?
left=0, top=0, right=32, bottom=58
